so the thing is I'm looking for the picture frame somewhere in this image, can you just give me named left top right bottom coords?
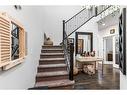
left=110, top=29, right=115, bottom=34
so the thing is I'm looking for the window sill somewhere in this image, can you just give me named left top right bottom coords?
left=3, top=57, right=25, bottom=70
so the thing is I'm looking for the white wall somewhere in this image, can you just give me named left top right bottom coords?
left=40, top=6, right=83, bottom=45
left=0, top=6, right=43, bottom=89
left=98, top=24, right=118, bottom=58
left=69, top=17, right=99, bottom=57
left=68, top=17, right=99, bottom=66
left=0, top=5, right=84, bottom=89
left=78, top=18, right=99, bottom=56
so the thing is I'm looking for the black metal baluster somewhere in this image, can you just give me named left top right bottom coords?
left=63, top=20, right=65, bottom=43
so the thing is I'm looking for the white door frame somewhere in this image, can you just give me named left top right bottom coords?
left=103, top=36, right=113, bottom=64
left=113, top=35, right=119, bottom=68
left=103, top=35, right=119, bottom=68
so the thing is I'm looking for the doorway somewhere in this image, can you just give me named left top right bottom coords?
left=103, top=35, right=119, bottom=68
left=103, top=36, right=113, bottom=64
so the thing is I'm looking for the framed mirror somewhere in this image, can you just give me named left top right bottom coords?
left=75, top=32, right=93, bottom=55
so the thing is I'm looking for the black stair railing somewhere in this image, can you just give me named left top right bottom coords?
left=62, top=30, right=74, bottom=80
left=62, top=5, right=111, bottom=81
left=64, top=5, right=111, bottom=38
left=64, top=6, right=95, bottom=37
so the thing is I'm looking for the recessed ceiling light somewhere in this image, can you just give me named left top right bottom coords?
left=102, top=23, right=105, bottom=26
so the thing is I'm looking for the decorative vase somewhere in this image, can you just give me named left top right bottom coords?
left=44, top=38, right=53, bottom=45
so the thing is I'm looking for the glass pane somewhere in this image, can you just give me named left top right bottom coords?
left=11, top=22, right=19, bottom=60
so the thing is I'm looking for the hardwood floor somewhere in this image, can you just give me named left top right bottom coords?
left=74, top=64, right=120, bottom=90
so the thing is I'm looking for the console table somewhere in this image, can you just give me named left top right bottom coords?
left=76, top=57, right=104, bottom=75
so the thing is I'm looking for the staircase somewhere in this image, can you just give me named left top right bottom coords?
left=34, top=45, right=74, bottom=89
left=28, top=5, right=113, bottom=90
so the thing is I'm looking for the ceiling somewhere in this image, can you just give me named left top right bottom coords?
left=97, top=10, right=120, bottom=31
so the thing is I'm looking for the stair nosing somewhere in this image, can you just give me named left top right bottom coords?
left=35, top=79, right=75, bottom=88
left=42, top=45, right=62, bottom=47
left=42, top=49, right=63, bottom=51
left=38, top=64, right=67, bottom=68
left=36, top=71, right=68, bottom=77
left=40, top=53, right=64, bottom=55
left=39, top=58, right=65, bottom=61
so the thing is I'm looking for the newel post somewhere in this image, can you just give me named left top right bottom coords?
left=69, top=42, right=74, bottom=80
left=63, top=20, right=65, bottom=44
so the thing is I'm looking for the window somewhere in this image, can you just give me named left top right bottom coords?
left=11, top=22, right=19, bottom=60
left=0, top=12, right=27, bottom=70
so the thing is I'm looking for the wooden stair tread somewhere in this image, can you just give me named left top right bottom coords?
left=38, top=64, right=67, bottom=68
left=35, top=79, right=75, bottom=88
left=40, top=58, right=65, bottom=61
left=41, top=53, right=64, bottom=55
left=42, top=49, right=63, bottom=50
left=42, top=45, right=62, bottom=47
left=36, top=71, right=68, bottom=77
